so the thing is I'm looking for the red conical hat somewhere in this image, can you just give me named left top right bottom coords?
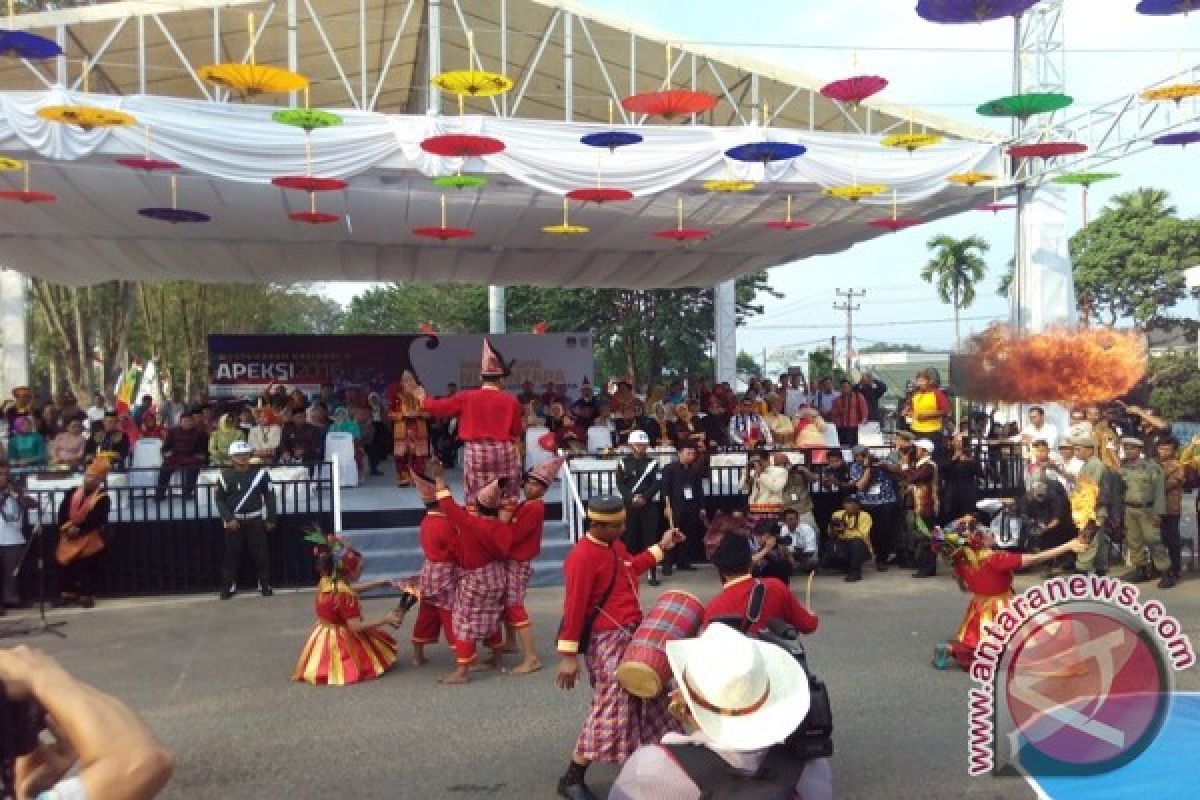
left=527, top=457, right=565, bottom=487
left=481, top=337, right=510, bottom=378
left=476, top=478, right=504, bottom=510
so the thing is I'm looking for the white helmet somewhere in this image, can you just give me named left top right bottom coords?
left=628, top=430, right=651, bottom=445
left=229, top=440, right=253, bottom=457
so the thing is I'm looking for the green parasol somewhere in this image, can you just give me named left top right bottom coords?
left=976, top=92, right=1073, bottom=121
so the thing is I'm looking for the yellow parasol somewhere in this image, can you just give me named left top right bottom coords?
left=543, top=197, right=590, bottom=235
left=432, top=31, right=513, bottom=98
left=947, top=171, right=995, bottom=187
left=199, top=13, right=309, bottom=97
left=38, top=61, right=136, bottom=130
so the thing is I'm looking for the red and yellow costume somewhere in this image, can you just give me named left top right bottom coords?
left=412, top=507, right=460, bottom=650
left=293, top=578, right=399, bottom=685
left=504, top=497, right=544, bottom=629
left=949, top=548, right=1023, bottom=670
left=389, top=375, right=430, bottom=487
left=436, top=488, right=513, bottom=666
left=422, top=386, right=524, bottom=506
left=558, top=532, right=672, bottom=764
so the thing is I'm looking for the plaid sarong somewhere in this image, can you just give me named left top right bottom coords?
left=574, top=628, right=675, bottom=764
left=419, top=560, right=459, bottom=610
left=503, top=559, right=533, bottom=609
left=463, top=440, right=521, bottom=506
left=452, top=561, right=507, bottom=643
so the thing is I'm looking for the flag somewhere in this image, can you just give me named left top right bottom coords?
left=115, top=360, right=142, bottom=414
left=135, top=360, right=160, bottom=410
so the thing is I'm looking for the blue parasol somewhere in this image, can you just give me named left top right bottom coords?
left=138, top=208, right=211, bottom=224
left=1136, top=0, right=1198, bottom=14
left=580, top=131, right=644, bottom=151
left=0, top=30, right=63, bottom=59
left=725, top=141, right=807, bottom=164
left=916, top=0, right=1040, bottom=24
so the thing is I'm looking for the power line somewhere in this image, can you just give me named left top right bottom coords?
left=744, top=314, right=1003, bottom=330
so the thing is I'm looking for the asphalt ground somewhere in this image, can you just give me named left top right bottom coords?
left=2, top=564, right=1198, bottom=800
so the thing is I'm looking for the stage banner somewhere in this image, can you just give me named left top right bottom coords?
left=207, top=333, right=594, bottom=399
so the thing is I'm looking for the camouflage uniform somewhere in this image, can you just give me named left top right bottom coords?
left=1120, top=441, right=1169, bottom=576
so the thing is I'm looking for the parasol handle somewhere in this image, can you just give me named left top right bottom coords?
left=305, top=136, right=312, bottom=176
left=310, top=191, right=316, bottom=214
left=23, top=162, right=29, bottom=194
left=785, top=194, right=792, bottom=223
left=805, top=569, right=814, bottom=610
left=440, top=194, right=447, bottom=228
left=304, top=85, right=310, bottom=110
left=467, top=30, right=475, bottom=70
left=892, top=189, right=898, bottom=221
left=676, top=197, right=683, bottom=230
left=762, top=101, right=769, bottom=129
left=7, top=0, right=12, bottom=29
left=608, top=98, right=614, bottom=126
left=171, top=174, right=177, bottom=210
left=458, top=93, right=465, bottom=117
left=248, top=12, right=256, bottom=65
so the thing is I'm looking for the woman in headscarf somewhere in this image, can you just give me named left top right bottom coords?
left=793, top=407, right=829, bottom=465
left=50, top=418, right=89, bottom=470
left=7, top=415, right=47, bottom=469
left=208, top=413, right=245, bottom=466
left=763, top=394, right=796, bottom=447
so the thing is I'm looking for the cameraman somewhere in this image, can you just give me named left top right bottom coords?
left=0, top=646, right=173, bottom=800
left=704, top=533, right=818, bottom=636
left=609, top=622, right=832, bottom=800
left=750, top=521, right=795, bottom=585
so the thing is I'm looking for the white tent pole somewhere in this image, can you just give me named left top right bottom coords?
left=0, top=269, right=31, bottom=397
left=489, top=286, right=506, bottom=334
left=714, top=280, right=737, bottom=386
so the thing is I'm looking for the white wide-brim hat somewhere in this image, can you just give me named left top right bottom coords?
left=666, top=621, right=810, bottom=753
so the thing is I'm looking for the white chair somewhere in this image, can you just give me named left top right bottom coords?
left=325, top=432, right=359, bottom=488
left=858, top=422, right=884, bottom=447
left=129, top=438, right=163, bottom=489
left=525, top=426, right=553, bottom=471
left=822, top=424, right=842, bottom=448
left=587, top=425, right=614, bottom=453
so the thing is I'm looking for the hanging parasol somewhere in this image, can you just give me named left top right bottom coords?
left=567, top=187, right=634, bottom=204
left=725, top=141, right=807, bottom=164
left=38, top=62, right=137, bottom=130
left=432, top=31, right=513, bottom=97
left=1136, top=0, right=1198, bottom=15
left=432, top=174, right=488, bottom=190
left=868, top=189, right=922, bottom=231
left=703, top=179, right=755, bottom=193
left=414, top=194, right=474, bottom=241
left=820, top=75, right=888, bottom=108
left=137, top=174, right=210, bottom=223
left=824, top=182, right=887, bottom=202
left=1007, top=141, right=1088, bottom=159
left=543, top=197, right=590, bottom=235
left=1153, top=130, right=1200, bottom=147
left=976, top=92, right=1074, bottom=121
left=1140, top=83, right=1200, bottom=104
left=0, top=1, right=61, bottom=60
left=977, top=202, right=1016, bottom=213
left=622, top=42, right=717, bottom=120
left=947, top=171, right=995, bottom=187
left=766, top=196, right=812, bottom=231
left=1054, top=172, right=1119, bottom=225
left=272, top=176, right=348, bottom=192
left=916, top=0, right=1041, bottom=24
left=200, top=13, right=308, bottom=97
left=881, top=132, right=942, bottom=152
left=273, top=108, right=343, bottom=132
left=0, top=161, right=55, bottom=204
left=420, top=134, right=505, bottom=157
left=0, top=156, right=23, bottom=171
left=287, top=190, right=339, bottom=225
left=652, top=197, right=710, bottom=242
left=116, top=127, right=180, bottom=172
left=581, top=99, right=644, bottom=151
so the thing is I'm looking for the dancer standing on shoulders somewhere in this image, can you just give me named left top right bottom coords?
left=422, top=338, right=524, bottom=506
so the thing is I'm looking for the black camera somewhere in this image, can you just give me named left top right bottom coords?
left=757, top=619, right=834, bottom=761
left=1, top=681, right=46, bottom=800
left=775, top=533, right=793, bottom=547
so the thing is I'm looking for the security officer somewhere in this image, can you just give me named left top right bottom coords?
left=616, top=430, right=663, bottom=585
left=1072, top=434, right=1123, bottom=576
left=215, top=440, right=278, bottom=599
left=1119, top=437, right=1169, bottom=584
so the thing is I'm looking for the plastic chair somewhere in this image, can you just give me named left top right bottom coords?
left=129, top=438, right=163, bottom=489
left=325, top=432, right=359, bottom=488
left=587, top=426, right=614, bottom=453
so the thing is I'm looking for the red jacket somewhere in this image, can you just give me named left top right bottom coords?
left=509, top=499, right=545, bottom=562
left=703, top=575, right=819, bottom=636
left=436, top=491, right=512, bottom=569
left=830, top=391, right=869, bottom=428
left=418, top=510, right=460, bottom=564
left=557, top=535, right=662, bottom=655
left=422, top=386, right=523, bottom=442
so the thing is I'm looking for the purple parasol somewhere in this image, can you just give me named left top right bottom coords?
left=916, top=0, right=1041, bottom=24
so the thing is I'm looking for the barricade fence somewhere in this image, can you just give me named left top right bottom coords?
left=14, top=462, right=336, bottom=599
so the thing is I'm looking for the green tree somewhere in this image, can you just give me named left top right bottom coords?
left=920, top=234, right=990, bottom=350
left=806, top=348, right=844, bottom=384
left=1146, top=350, right=1200, bottom=422
left=1071, top=188, right=1200, bottom=328
left=859, top=342, right=929, bottom=353
left=736, top=351, right=761, bottom=377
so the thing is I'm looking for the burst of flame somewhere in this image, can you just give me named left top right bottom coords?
left=957, top=325, right=1147, bottom=405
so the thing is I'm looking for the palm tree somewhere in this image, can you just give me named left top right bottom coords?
left=921, top=234, right=990, bottom=350
left=1108, top=187, right=1174, bottom=218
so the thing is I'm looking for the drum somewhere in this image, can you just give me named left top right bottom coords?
left=616, top=590, right=704, bottom=699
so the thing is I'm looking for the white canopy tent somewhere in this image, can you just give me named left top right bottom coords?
left=0, top=89, right=1003, bottom=288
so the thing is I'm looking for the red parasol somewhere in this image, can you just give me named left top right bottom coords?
left=1007, top=141, right=1087, bottom=159
left=766, top=196, right=812, bottom=231
left=271, top=176, right=348, bottom=192
left=820, top=75, right=888, bottom=107
left=0, top=162, right=55, bottom=204
left=288, top=211, right=339, bottom=224
left=567, top=187, right=634, bottom=204
left=652, top=198, right=710, bottom=242
left=977, top=203, right=1017, bottom=213
left=420, top=134, right=505, bottom=158
left=868, top=218, right=922, bottom=232
left=414, top=195, right=475, bottom=241
left=622, top=89, right=717, bottom=119
left=116, top=157, right=180, bottom=172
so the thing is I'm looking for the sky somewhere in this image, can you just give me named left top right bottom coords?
left=321, top=0, right=1200, bottom=366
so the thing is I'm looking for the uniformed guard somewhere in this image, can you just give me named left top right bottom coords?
left=1071, top=434, right=1123, bottom=577
left=1118, top=437, right=1169, bottom=583
left=615, top=429, right=663, bottom=586
left=215, top=440, right=278, bottom=599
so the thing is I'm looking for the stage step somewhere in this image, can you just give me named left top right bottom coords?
left=342, top=501, right=563, bottom=531
left=346, top=521, right=573, bottom=591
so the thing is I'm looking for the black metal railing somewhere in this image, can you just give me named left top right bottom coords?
left=15, top=462, right=336, bottom=599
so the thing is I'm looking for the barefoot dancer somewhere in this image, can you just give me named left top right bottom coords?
left=410, top=471, right=459, bottom=666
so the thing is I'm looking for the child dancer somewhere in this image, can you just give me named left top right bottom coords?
left=293, top=530, right=414, bottom=685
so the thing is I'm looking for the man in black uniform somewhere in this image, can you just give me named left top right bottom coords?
left=659, top=443, right=707, bottom=571
left=1017, top=478, right=1078, bottom=574
left=214, top=440, right=278, bottom=599
left=616, top=430, right=663, bottom=585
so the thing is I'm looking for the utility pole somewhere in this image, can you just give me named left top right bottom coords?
left=834, top=288, right=865, bottom=377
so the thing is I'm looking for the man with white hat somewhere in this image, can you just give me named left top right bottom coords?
left=616, top=430, right=663, bottom=586
left=214, top=440, right=278, bottom=600
left=609, top=622, right=833, bottom=799
left=908, top=438, right=940, bottom=578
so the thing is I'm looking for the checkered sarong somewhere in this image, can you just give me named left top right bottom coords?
left=452, top=561, right=507, bottom=643
left=463, top=440, right=521, bottom=506
left=575, top=628, right=675, bottom=764
left=419, top=560, right=459, bottom=610
left=504, top=559, right=533, bottom=609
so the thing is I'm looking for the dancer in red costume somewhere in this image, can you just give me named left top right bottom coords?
left=293, top=531, right=411, bottom=685
left=389, top=370, right=430, bottom=487
left=421, top=338, right=524, bottom=506
left=410, top=471, right=460, bottom=666
left=434, top=472, right=514, bottom=685
left=503, top=456, right=565, bottom=676
left=933, top=516, right=1087, bottom=671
